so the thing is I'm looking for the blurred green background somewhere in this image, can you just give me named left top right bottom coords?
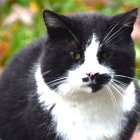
left=0, top=0, right=140, bottom=81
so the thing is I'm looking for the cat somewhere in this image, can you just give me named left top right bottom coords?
left=0, top=8, right=140, bottom=140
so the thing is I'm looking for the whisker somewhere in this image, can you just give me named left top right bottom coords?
left=105, top=37, right=123, bottom=47
left=48, top=80, right=67, bottom=88
left=103, top=24, right=120, bottom=43
left=47, top=77, right=67, bottom=85
left=48, top=79, right=68, bottom=95
left=42, top=70, right=51, bottom=76
left=113, top=78, right=140, bottom=95
left=104, top=26, right=123, bottom=45
left=105, top=85, right=122, bottom=131
left=104, top=27, right=126, bottom=46
left=109, top=82, right=124, bottom=98
left=103, top=11, right=135, bottom=45
left=105, top=85, right=116, bottom=108
left=115, top=75, right=138, bottom=81
left=113, top=79, right=128, bottom=87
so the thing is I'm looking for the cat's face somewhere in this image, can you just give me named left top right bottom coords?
left=41, top=9, right=138, bottom=97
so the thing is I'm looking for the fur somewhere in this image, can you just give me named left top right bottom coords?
left=0, top=9, right=140, bottom=140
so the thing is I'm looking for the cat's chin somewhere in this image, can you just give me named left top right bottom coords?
left=87, top=84, right=104, bottom=93
left=58, top=84, right=108, bottom=98
left=57, top=85, right=112, bottom=103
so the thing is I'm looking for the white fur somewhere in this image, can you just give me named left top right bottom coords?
left=34, top=65, right=59, bottom=110
left=35, top=35, right=136, bottom=140
left=122, top=82, right=136, bottom=111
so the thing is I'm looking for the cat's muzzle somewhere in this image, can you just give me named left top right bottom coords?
left=82, top=73, right=111, bottom=92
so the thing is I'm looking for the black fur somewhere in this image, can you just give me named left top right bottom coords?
left=0, top=9, right=140, bottom=140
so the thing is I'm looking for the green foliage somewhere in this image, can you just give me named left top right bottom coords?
left=11, top=15, right=46, bottom=55
left=16, top=0, right=30, bottom=6
left=46, top=0, right=86, bottom=13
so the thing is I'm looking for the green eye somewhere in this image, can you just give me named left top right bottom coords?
left=102, top=51, right=113, bottom=60
left=70, top=51, right=81, bottom=60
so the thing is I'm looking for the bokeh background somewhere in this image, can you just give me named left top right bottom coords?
left=0, top=0, right=140, bottom=139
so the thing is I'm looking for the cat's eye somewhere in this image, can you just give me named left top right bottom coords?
left=102, top=51, right=113, bottom=60
left=70, top=51, right=81, bottom=60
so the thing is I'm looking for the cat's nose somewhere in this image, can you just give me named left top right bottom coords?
left=86, top=72, right=99, bottom=81
left=82, top=72, right=99, bottom=82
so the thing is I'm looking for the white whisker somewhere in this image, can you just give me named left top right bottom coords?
left=103, top=22, right=121, bottom=43
left=105, top=37, right=123, bottom=47
left=104, top=27, right=126, bottom=46
left=47, top=77, right=67, bottom=85
left=113, top=79, right=128, bottom=87
left=110, top=82, right=124, bottom=98
left=103, top=12, right=135, bottom=45
left=42, top=70, right=51, bottom=76
left=104, top=85, right=116, bottom=108
left=48, top=80, right=67, bottom=88
left=105, top=85, right=122, bottom=131
left=115, top=75, right=138, bottom=81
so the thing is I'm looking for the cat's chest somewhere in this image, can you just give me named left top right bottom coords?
left=36, top=66, right=136, bottom=140
left=52, top=90, right=124, bottom=140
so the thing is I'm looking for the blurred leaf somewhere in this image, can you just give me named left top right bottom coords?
left=0, top=42, right=11, bottom=66
left=30, top=1, right=40, bottom=13
left=4, top=4, right=37, bottom=25
left=16, top=0, right=30, bottom=6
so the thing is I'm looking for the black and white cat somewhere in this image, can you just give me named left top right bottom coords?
left=0, top=8, right=140, bottom=140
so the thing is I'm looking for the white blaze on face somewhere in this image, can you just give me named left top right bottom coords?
left=58, top=34, right=111, bottom=95
left=82, top=35, right=108, bottom=74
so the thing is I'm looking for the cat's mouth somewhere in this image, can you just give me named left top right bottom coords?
left=86, top=73, right=111, bottom=92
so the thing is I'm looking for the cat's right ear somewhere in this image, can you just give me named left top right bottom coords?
left=43, top=10, right=69, bottom=35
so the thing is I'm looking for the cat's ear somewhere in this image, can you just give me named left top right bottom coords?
left=43, top=10, right=70, bottom=35
left=119, top=8, right=138, bottom=27
left=112, top=8, right=139, bottom=33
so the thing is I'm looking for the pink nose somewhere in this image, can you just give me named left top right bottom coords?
left=86, top=72, right=99, bottom=78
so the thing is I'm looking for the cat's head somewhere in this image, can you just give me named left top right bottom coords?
left=40, top=9, right=138, bottom=97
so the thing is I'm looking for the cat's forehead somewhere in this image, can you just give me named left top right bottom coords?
left=68, top=12, right=111, bottom=25
left=67, top=13, right=111, bottom=45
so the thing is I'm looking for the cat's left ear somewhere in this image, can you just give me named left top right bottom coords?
left=43, top=10, right=71, bottom=36
left=112, top=8, right=139, bottom=33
